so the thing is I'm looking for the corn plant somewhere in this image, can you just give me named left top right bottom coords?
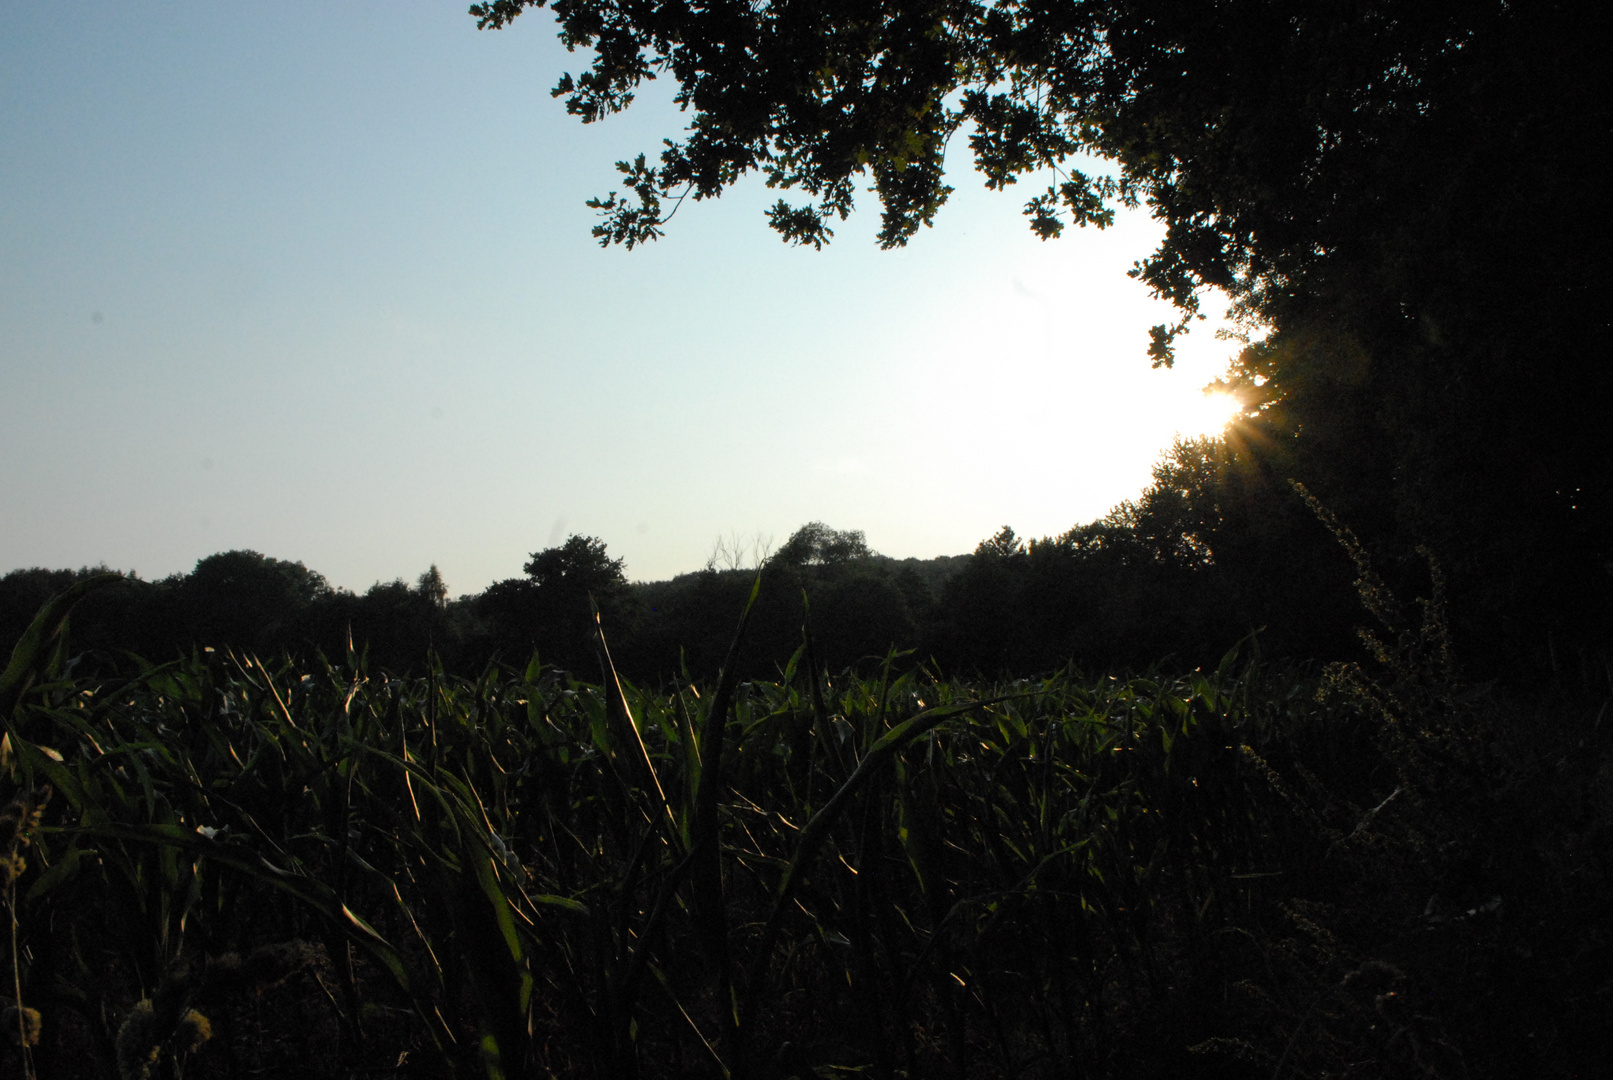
left=1, top=569, right=1602, bottom=1079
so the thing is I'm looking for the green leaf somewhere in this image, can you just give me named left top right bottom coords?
left=0, top=572, right=123, bottom=720
left=24, top=845, right=94, bottom=904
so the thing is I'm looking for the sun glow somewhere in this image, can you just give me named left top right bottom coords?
left=1174, top=389, right=1243, bottom=439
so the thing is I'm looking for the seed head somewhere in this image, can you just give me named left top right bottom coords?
left=114, top=1000, right=161, bottom=1080
left=176, top=1009, right=212, bottom=1053
left=2, top=1005, right=42, bottom=1047
left=0, top=786, right=51, bottom=854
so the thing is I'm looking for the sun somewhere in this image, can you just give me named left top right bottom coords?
left=1174, top=389, right=1243, bottom=439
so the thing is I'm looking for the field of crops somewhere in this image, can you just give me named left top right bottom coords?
left=1, top=579, right=1607, bottom=1079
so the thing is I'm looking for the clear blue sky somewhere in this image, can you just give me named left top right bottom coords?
left=1, top=1, right=1238, bottom=594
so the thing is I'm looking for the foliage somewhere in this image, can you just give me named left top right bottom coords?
left=463, top=0, right=1589, bottom=331
left=773, top=523, right=872, bottom=569
left=469, top=0, right=1611, bottom=666
left=0, top=494, right=1345, bottom=687
left=0, top=571, right=1607, bottom=1078
left=0, top=475, right=1596, bottom=690
left=522, top=536, right=627, bottom=595
left=471, top=536, right=636, bottom=675
left=181, top=551, right=332, bottom=652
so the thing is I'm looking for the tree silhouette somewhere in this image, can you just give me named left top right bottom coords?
left=181, top=550, right=330, bottom=653
left=472, top=0, right=1609, bottom=666
left=416, top=565, right=448, bottom=611
left=773, top=522, right=872, bottom=568
left=466, top=535, right=634, bottom=672
left=523, top=535, right=626, bottom=597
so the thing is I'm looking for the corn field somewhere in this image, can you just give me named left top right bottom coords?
left=1, top=576, right=1606, bottom=1079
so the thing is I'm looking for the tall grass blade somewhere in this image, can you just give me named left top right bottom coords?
left=0, top=573, right=122, bottom=723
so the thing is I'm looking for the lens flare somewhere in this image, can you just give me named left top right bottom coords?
left=1176, top=390, right=1242, bottom=438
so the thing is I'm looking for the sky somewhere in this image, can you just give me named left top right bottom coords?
left=1, top=1, right=1241, bottom=594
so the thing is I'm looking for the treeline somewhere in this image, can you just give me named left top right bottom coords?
left=3, top=436, right=1470, bottom=685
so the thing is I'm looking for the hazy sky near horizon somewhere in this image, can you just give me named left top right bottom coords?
left=2, top=1, right=1241, bottom=594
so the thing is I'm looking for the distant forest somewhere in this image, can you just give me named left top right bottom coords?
left=7, top=434, right=1594, bottom=689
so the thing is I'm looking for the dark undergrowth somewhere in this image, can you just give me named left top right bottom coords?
left=1, top=571, right=1607, bottom=1079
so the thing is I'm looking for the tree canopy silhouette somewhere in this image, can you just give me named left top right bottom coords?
left=773, top=522, right=872, bottom=568
left=474, top=0, right=1609, bottom=664
left=523, top=534, right=628, bottom=598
